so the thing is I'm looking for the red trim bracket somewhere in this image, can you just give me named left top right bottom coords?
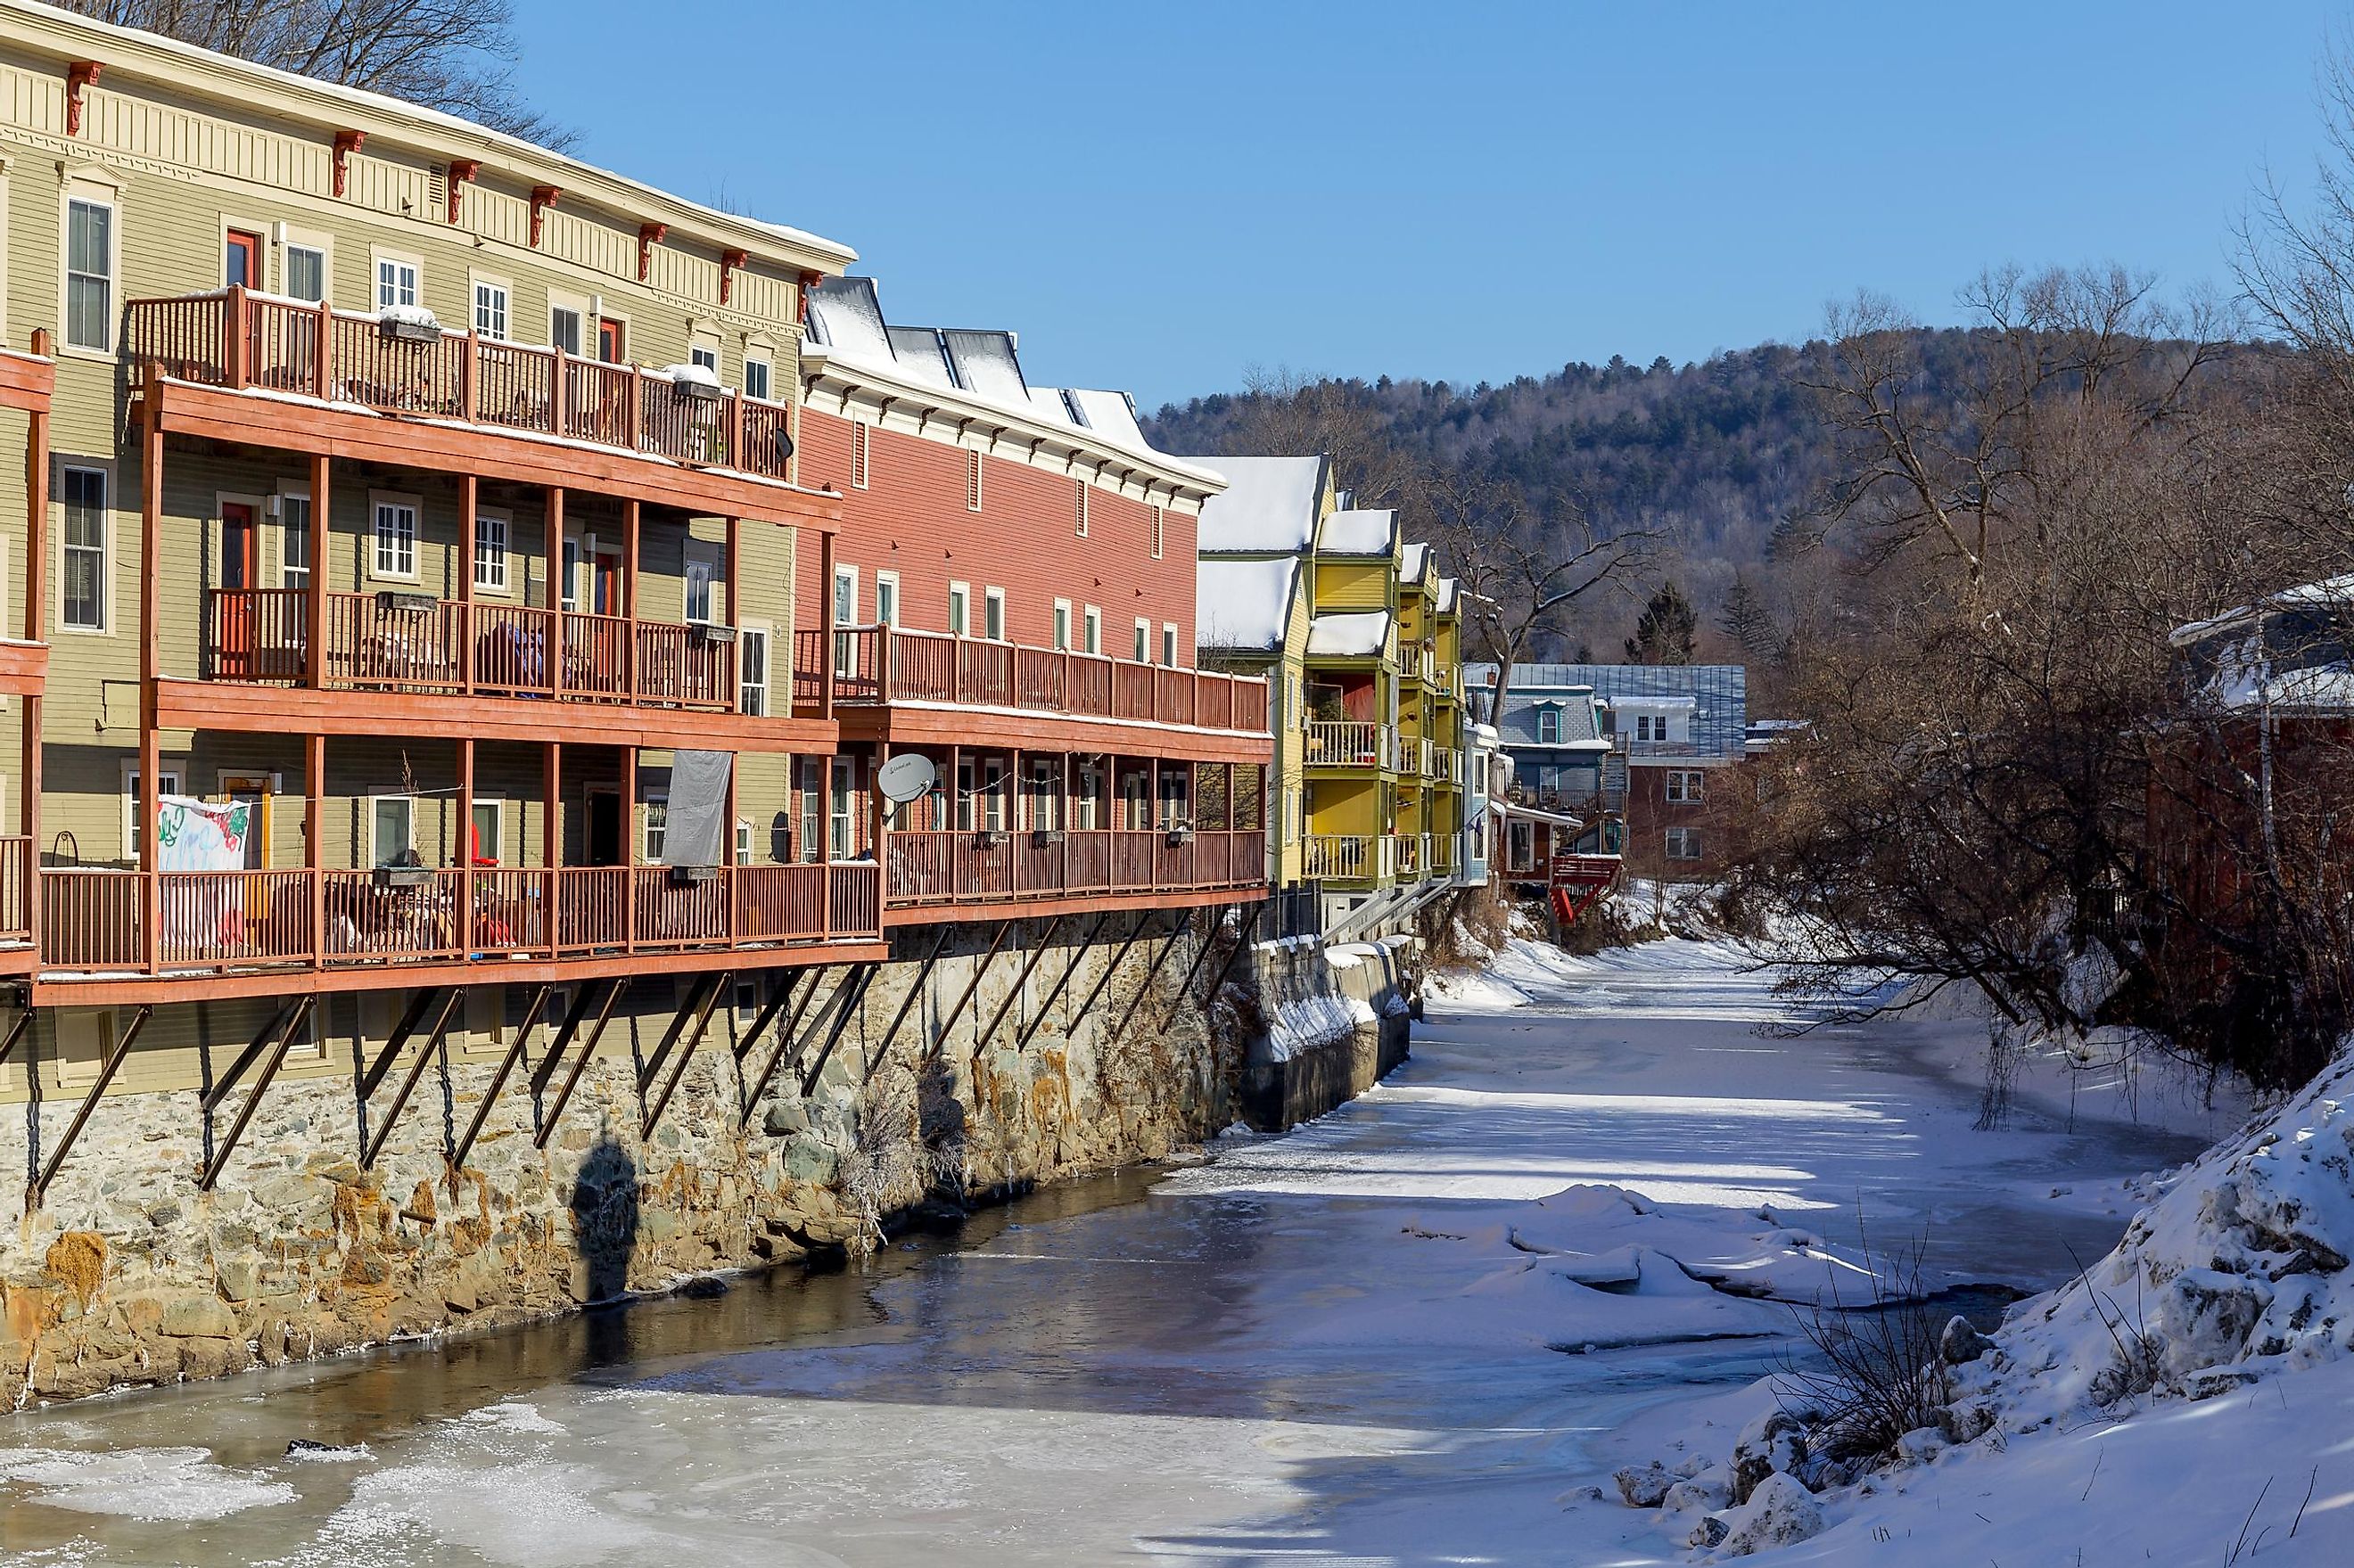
left=531, top=185, right=562, bottom=246
left=333, top=129, right=366, bottom=197
left=720, top=249, right=749, bottom=307
left=65, top=62, right=101, bottom=136
left=638, top=223, right=669, bottom=282
left=447, top=159, right=482, bottom=224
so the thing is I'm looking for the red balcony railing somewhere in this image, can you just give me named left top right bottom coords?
left=0, top=835, right=34, bottom=947
left=125, top=289, right=801, bottom=483
left=204, top=589, right=736, bottom=710
left=35, top=863, right=881, bottom=978
left=795, top=625, right=1271, bottom=735
left=885, top=827, right=1265, bottom=908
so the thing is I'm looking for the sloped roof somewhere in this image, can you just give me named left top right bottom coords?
left=884, top=326, right=958, bottom=390
left=1402, top=541, right=1431, bottom=583
left=1466, top=662, right=1750, bottom=759
left=1192, top=456, right=1327, bottom=554
left=1435, top=577, right=1459, bottom=613
left=1197, top=556, right=1301, bottom=653
left=939, top=329, right=1030, bottom=405
left=1306, top=610, right=1391, bottom=658
left=1488, top=684, right=1610, bottom=751
left=1321, top=508, right=1398, bottom=557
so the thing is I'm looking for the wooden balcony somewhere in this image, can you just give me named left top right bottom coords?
left=885, top=827, right=1265, bottom=922
left=32, top=862, right=883, bottom=1003
left=123, top=290, right=835, bottom=526
left=1304, top=721, right=1396, bottom=771
left=0, top=835, right=34, bottom=974
left=205, top=589, right=734, bottom=710
left=800, top=626, right=1274, bottom=765
left=1299, top=832, right=1455, bottom=890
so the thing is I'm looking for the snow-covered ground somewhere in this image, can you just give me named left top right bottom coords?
left=0, top=940, right=2251, bottom=1564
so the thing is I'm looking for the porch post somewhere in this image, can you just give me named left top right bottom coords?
left=546, top=487, right=565, bottom=699
left=139, top=366, right=162, bottom=973
left=620, top=744, right=636, bottom=953
left=22, top=337, right=46, bottom=957
left=306, top=733, right=325, bottom=970
left=818, top=528, right=835, bottom=720
left=543, top=741, right=562, bottom=951
left=305, top=454, right=329, bottom=689
left=457, top=473, right=476, bottom=694
left=724, top=513, right=741, bottom=712
left=621, top=497, right=638, bottom=702
left=1008, top=746, right=1022, bottom=896
left=457, top=736, right=475, bottom=957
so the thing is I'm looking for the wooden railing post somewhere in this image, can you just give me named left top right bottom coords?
left=222, top=284, right=248, bottom=389
left=457, top=735, right=475, bottom=960
left=818, top=529, right=836, bottom=720
left=457, top=473, right=476, bottom=694
left=547, top=487, right=566, bottom=700
left=549, top=347, right=567, bottom=435
left=876, top=623, right=893, bottom=705
left=460, top=331, right=479, bottom=423
left=620, top=745, right=637, bottom=954
left=306, top=734, right=325, bottom=971
left=624, top=366, right=642, bottom=453
left=313, top=298, right=332, bottom=399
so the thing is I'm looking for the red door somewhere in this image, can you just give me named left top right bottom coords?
left=218, top=502, right=259, bottom=677
left=597, top=317, right=626, bottom=365
left=225, top=231, right=263, bottom=289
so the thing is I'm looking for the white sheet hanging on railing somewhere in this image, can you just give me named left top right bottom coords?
left=663, top=751, right=734, bottom=868
left=157, top=795, right=254, bottom=954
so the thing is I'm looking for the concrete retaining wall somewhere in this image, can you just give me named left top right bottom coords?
left=1232, top=935, right=1414, bottom=1131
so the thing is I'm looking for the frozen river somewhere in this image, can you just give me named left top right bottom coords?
left=0, top=940, right=2227, bottom=1566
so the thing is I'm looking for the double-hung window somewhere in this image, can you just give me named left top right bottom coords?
left=372, top=795, right=416, bottom=866
left=1053, top=600, right=1071, bottom=651
left=126, top=766, right=184, bottom=859
left=473, top=281, right=509, bottom=341
left=284, top=243, right=327, bottom=304
left=685, top=557, right=715, bottom=624
left=874, top=572, right=899, bottom=628
left=550, top=306, right=584, bottom=357
left=948, top=583, right=969, bottom=637
left=1666, top=769, right=1706, bottom=804
left=61, top=467, right=108, bottom=630
left=1162, top=624, right=1178, bottom=667
left=473, top=510, right=510, bottom=593
left=829, top=757, right=856, bottom=858
left=984, top=588, right=1006, bottom=642
left=797, top=759, right=821, bottom=862
left=1666, top=827, right=1703, bottom=861
left=739, top=626, right=770, bottom=716
left=1083, top=606, right=1100, bottom=655
left=374, top=499, right=417, bottom=579
left=375, top=257, right=420, bottom=311
left=1536, top=708, right=1561, bottom=744
left=645, top=794, right=669, bottom=863
left=279, top=493, right=311, bottom=592
left=743, top=356, right=771, bottom=401
left=66, top=198, right=114, bottom=351
left=1133, top=619, right=1150, bottom=663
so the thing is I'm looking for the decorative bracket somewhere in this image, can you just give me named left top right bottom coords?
left=530, top=184, right=561, bottom=245
left=333, top=129, right=366, bottom=197
left=446, top=158, right=481, bottom=224
left=638, top=222, right=668, bottom=282
left=720, top=248, right=748, bottom=307
left=65, top=62, right=101, bottom=136
left=798, top=269, right=822, bottom=324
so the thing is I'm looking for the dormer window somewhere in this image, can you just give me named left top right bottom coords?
left=1536, top=707, right=1561, bottom=745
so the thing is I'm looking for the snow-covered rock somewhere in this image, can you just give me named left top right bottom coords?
left=1714, top=1472, right=1823, bottom=1556
left=1612, top=1462, right=1674, bottom=1507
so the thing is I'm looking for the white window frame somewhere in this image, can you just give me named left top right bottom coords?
left=873, top=570, right=900, bottom=628
left=61, top=180, right=121, bottom=356
left=1667, top=769, right=1707, bottom=804
left=1536, top=708, right=1561, bottom=745
left=1133, top=617, right=1150, bottom=664
left=471, top=274, right=511, bottom=341
left=984, top=587, right=1007, bottom=643
left=830, top=756, right=857, bottom=858
left=798, top=758, right=822, bottom=862
left=967, top=449, right=984, bottom=513
left=685, top=547, right=718, bottom=625
left=366, top=791, right=417, bottom=866
left=833, top=564, right=859, bottom=627
left=469, top=796, right=506, bottom=864
left=644, top=790, right=669, bottom=864
left=1053, top=598, right=1072, bottom=651
left=1666, top=826, right=1703, bottom=861
left=277, top=484, right=313, bottom=593
left=1162, top=623, right=1178, bottom=668
left=473, top=507, right=511, bottom=595
left=738, top=620, right=770, bottom=717
left=121, top=761, right=183, bottom=862
left=372, top=248, right=423, bottom=312
left=281, top=229, right=332, bottom=304
left=743, top=352, right=772, bottom=402
left=850, top=420, right=872, bottom=490
left=948, top=581, right=970, bottom=638
left=368, top=490, right=422, bottom=582
left=1083, top=605, right=1101, bottom=655
left=548, top=291, right=589, bottom=357
left=58, top=463, right=112, bottom=633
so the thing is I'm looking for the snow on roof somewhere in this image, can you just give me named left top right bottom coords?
left=1197, top=556, right=1301, bottom=652
left=1321, top=508, right=1397, bottom=557
left=804, top=276, right=894, bottom=363
left=1191, top=456, right=1326, bottom=554
left=885, top=326, right=957, bottom=390
left=1067, top=389, right=1146, bottom=448
left=2170, top=572, right=2354, bottom=646
left=1436, top=577, right=1459, bottom=613
left=1028, top=387, right=1077, bottom=425
left=1306, top=610, right=1391, bottom=658
left=940, top=330, right=1030, bottom=406
left=1402, top=541, right=1430, bottom=583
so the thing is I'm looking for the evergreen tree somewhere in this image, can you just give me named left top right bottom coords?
left=1625, top=580, right=1699, bottom=665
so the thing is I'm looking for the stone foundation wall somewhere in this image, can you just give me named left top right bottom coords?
left=0, top=909, right=1247, bottom=1404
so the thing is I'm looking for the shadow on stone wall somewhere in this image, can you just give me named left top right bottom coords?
left=570, top=1134, right=642, bottom=1309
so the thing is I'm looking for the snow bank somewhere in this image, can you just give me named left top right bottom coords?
left=1967, top=1053, right=2354, bottom=1417
left=1266, top=990, right=1379, bottom=1062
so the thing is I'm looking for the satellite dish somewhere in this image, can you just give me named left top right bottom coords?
left=877, top=752, right=938, bottom=805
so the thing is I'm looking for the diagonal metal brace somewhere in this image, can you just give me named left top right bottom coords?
left=1015, top=913, right=1109, bottom=1052
left=861, top=925, right=951, bottom=1081
left=923, top=921, right=1011, bottom=1066
left=535, top=976, right=627, bottom=1150
left=360, top=988, right=465, bottom=1170
left=30, top=1004, right=152, bottom=1211
left=797, top=963, right=877, bottom=1096
left=200, top=996, right=316, bottom=1191
left=972, top=915, right=1065, bottom=1055
left=641, top=972, right=729, bottom=1139
left=741, top=965, right=828, bottom=1125
left=449, top=983, right=554, bottom=1170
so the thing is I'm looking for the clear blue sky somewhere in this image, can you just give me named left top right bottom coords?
left=512, top=1, right=2338, bottom=410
